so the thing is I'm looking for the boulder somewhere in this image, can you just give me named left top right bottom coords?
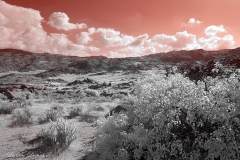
left=105, top=104, right=134, bottom=118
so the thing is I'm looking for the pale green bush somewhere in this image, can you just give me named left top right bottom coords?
left=89, top=72, right=240, bottom=160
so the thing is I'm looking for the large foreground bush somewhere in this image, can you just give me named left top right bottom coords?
left=89, top=73, right=240, bottom=160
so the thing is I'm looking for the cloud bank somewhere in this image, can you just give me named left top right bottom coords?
left=0, top=1, right=236, bottom=58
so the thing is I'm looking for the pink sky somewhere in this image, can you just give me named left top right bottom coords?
left=1, top=0, right=239, bottom=58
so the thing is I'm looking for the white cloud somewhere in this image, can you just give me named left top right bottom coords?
left=0, top=1, right=236, bottom=58
left=198, top=34, right=235, bottom=50
left=0, top=1, right=43, bottom=31
left=205, top=25, right=226, bottom=36
left=188, top=18, right=202, bottom=24
left=181, top=18, right=202, bottom=26
left=88, top=27, right=95, bottom=34
left=151, top=31, right=197, bottom=50
left=152, top=34, right=176, bottom=45
left=48, top=12, right=87, bottom=31
left=76, top=32, right=92, bottom=44
left=120, top=45, right=156, bottom=57
left=108, top=51, right=127, bottom=58
left=129, top=34, right=149, bottom=46
left=87, top=46, right=100, bottom=52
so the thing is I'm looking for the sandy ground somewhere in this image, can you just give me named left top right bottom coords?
left=0, top=70, right=143, bottom=159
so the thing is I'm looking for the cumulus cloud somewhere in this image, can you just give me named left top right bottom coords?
left=198, top=34, right=235, bottom=50
left=151, top=31, right=197, bottom=50
left=0, top=1, right=43, bottom=31
left=188, top=18, right=202, bottom=24
left=120, top=46, right=156, bottom=57
left=0, top=1, right=236, bottom=58
left=48, top=12, right=87, bottom=31
left=108, top=51, right=127, bottom=58
left=205, top=25, right=226, bottom=36
left=95, top=28, right=122, bottom=46
left=0, top=1, right=91, bottom=57
left=91, top=28, right=150, bottom=48
left=76, top=32, right=92, bottom=44
left=181, top=18, right=202, bottom=26
left=152, top=34, right=176, bottom=45
left=88, top=27, right=96, bottom=35
left=129, top=34, right=149, bottom=46
left=150, top=28, right=234, bottom=52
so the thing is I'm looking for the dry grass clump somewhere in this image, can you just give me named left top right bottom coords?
left=68, top=105, right=83, bottom=119
left=79, top=113, right=98, bottom=123
left=0, top=102, right=15, bottom=114
left=111, top=93, right=124, bottom=100
left=22, top=118, right=77, bottom=156
left=38, top=104, right=64, bottom=124
left=10, top=107, right=33, bottom=127
left=0, top=93, right=7, bottom=100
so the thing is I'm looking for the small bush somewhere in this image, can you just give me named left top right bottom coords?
left=77, top=90, right=87, bottom=97
left=0, top=102, right=15, bottom=114
left=0, top=93, right=7, bottom=100
left=93, top=106, right=105, bottom=111
left=79, top=113, right=98, bottom=123
left=68, top=106, right=83, bottom=119
left=111, top=93, right=124, bottom=100
left=28, top=118, right=77, bottom=155
left=10, top=107, right=32, bottom=127
left=45, top=105, right=64, bottom=122
left=85, top=89, right=99, bottom=97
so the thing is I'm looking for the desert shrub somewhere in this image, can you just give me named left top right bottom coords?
left=68, top=105, right=83, bottom=119
left=0, top=93, right=7, bottom=100
left=93, top=106, right=105, bottom=111
left=79, top=113, right=98, bottom=123
left=89, top=73, right=240, bottom=160
left=111, top=93, right=124, bottom=100
left=85, top=89, right=99, bottom=97
left=122, top=95, right=135, bottom=106
left=10, top=107, right=33, bottom=127
left=77, top=90, right=87, bottom=97
left=0, top=102, right=15, bottom=114
left=45, top=105, right=64, bottom=122
left=35, top=118, right=77, bottom=155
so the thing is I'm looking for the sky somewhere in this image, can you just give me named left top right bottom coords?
left=0, top=0, right=239, bottom=58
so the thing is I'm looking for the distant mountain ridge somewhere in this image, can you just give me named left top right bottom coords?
left=0, top=48, right=240, bottom=77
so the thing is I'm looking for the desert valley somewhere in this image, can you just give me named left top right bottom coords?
left=1, top=48, right=240, bottom=159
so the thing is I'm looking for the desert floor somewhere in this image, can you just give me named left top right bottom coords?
left=0, top=70, right=154, bottom=160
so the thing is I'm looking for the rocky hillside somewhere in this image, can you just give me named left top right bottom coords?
left=1, top=48, right=240, bottom=77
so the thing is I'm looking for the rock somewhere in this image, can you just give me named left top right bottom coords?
left=105, top=104, right=134, bottom=118
left=100, top=92, right=113, bottom=97
left=117, top=82, right=131, bottom=89
left=67, top=80, right=83, bottom=86
left=118, top=91, right=128, bottom=96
